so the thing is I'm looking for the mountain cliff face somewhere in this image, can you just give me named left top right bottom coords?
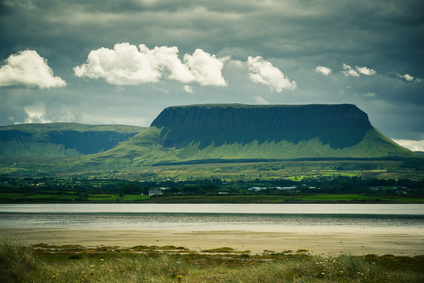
left=151, top=104, right=373, bottom=149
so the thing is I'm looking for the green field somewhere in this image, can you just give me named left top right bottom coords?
left=122, top=194, right=150, bottom=201
left=0, top=193, right=25, bottom=199
left=87, top=194, right=121, bottom=201
left=3, top=192, right=422, bottom=204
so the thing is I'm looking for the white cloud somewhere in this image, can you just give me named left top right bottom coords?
left=342, top=63, right=359, bottom=77
left=397, top=73, right=422, bottom=82
left=0, top=50, right=66, bottom=89
left=392, top=139, right=424, bottom=152
left=184, top=85, right=193, bottom=93
left=400, top=73, right=414, bottom=81
left=342, top=63, right=376, bottom=77
left=247, top=56, right=296, bottom=92
left=24, top=103, right=51, bottom=123
left=315, top=66, right=332, bottom=76
left=183, top=49, right=227, bottom=86
left=74, top=43, right=227, bottom=86
left=254, top=95, right=270, bottom=105
left=365, top=92, right=376, bottom=97
left=356, top=66, right=376, bottom=76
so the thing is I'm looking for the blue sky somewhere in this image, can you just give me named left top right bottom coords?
left=1, top=0, right=423, bottom=150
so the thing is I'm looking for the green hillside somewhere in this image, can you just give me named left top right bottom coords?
left=90, top=126, right=417, bottom=167
left=0, top=104, right=421, bottom=176
left=0, top=123, right=146, bottom=157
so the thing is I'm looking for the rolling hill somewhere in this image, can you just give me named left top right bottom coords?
left=0, top=123, right=146, bottom=157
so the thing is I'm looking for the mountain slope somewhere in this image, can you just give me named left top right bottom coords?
left=0, top=104, right=419, bottom=170
left=0, top=123, right=146, bottom=157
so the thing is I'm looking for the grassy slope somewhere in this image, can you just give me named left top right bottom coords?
left=17, top=126, right=416, bottom=174
left=92, top=127, right=418, bottom=167
left=0, top=124, right=420, bottom=176
left=174, top=129, right=414, bottom=161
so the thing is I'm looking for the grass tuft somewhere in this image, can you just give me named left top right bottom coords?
left=0, top=239, right=44, bottom=283
left=1, top=240, right=424, bottom=282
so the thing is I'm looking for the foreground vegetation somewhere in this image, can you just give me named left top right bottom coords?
left=1, top=239, right=423, bottom=282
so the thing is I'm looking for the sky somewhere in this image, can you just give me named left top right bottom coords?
left=1, top=0, right=423, bottom=151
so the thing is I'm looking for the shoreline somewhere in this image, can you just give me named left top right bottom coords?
left=2, top=228, right=423, bottom=256
left=2, top=199, right=424, bottom=204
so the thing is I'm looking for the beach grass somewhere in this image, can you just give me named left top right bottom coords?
left=2, top=239, right=424, bottom=282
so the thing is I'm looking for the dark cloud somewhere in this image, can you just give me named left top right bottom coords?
left=0, top=0, right=423, bottom=147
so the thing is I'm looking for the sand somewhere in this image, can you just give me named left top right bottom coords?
left=1, top=228, right=423, bottom=256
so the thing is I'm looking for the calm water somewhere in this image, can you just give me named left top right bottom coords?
left=1, top=203, right=424, bottom=232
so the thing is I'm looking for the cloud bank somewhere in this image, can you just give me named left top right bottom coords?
left=0, top=50, right=66, bottom=89
left=24, top=102, right=51, bottom=123
left=393, top=139, right=424, bottom=152
left=74, top=43, right=227, bottom=86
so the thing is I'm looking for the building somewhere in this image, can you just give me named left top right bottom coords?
left=148, top=189, right=163, bottom=196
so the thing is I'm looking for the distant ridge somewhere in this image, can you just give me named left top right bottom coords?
left=0, top=123, right=145, bottom=157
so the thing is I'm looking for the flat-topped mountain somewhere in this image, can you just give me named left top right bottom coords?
left=151, top=104, right=372, bottom=149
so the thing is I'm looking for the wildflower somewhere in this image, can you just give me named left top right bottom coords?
left=177, top=275, right=184, bottom=282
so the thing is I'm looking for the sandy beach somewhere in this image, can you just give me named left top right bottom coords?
left=1, top=228, right=423, bottom=256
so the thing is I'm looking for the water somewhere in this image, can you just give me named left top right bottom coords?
left=1, top=203, right=424, bottom=214
left=1, top=203, right=423, bottom=233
